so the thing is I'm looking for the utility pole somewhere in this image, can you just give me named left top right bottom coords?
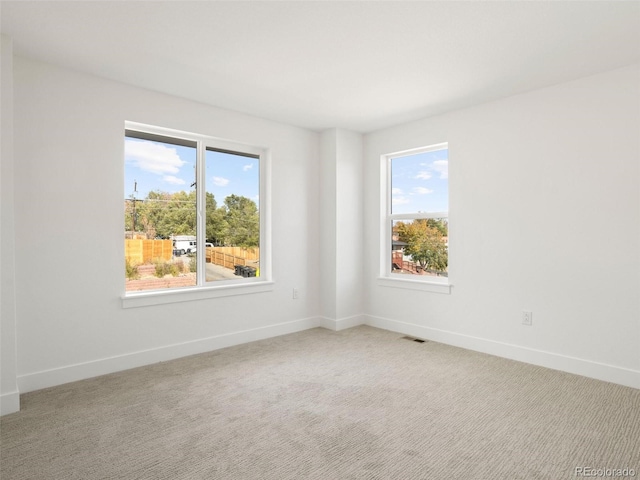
left=132, top=180, right=138, bottom=235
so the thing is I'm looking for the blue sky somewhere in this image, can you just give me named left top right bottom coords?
left=206, top=150, right=260, bottom=207
left=391, top=148, right=448, bottom=215
left=124, top=138, right=259, bottom=205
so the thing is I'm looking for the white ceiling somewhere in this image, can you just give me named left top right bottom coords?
left=2, top=1, right=639, bottom=133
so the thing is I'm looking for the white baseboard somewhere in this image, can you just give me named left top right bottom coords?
left=319, top=314, right=366, bottom=331
left=12, top=312, right=640, bottom=402
left=17, top=316, right=323, bottom=394
left=364, top=314, right=640, bottom=390
left=1, top=390, right=20, bottom=416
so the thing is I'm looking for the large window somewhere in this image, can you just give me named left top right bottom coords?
left=124, top=123, right=269, bottom=299
left=381, top=143, right=450, bottom=292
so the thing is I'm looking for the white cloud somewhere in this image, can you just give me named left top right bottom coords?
left=125, top=139, right=185, bottom=175
left=392, top=196, right=411, bottom=206
left=392, top=187, right=403, bottom=194
left=413, top=187, right=434, bottom=195
left=243, top=164, right=254, bottom=172
left=432, top=159, right=448, bottom=179
left=163, top=175, right=185, bottom=185
left=415, top=171, right=432, bottom=180
left=212, top=176, right=230, bottom=187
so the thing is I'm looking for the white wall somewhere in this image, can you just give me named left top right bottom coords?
left=334, top=129, right=364, bottom=324
left=319, top=130, right=338, bottom=321
left=12, top=57, right=321, bottom=393
left=363, top=64, right=640, bottom=388
left=319, top=129, right=364, bottom=329
left=1, top=35, right=20, bottom=415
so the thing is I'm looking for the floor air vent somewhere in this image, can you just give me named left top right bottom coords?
left=401, top=336, right=427, bottom=343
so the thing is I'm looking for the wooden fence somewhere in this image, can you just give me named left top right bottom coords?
left=391, top=251, right=447, bottom=277
left=392, top=251, right=420, bottom=274
left=207, top=246, right=259, bottom=270
left=125, top=239, right=173, bottom=264
left=125, top=241, right=258, bottom=270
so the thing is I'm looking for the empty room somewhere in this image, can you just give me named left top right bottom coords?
left=1, top=1, right=639, bottom=479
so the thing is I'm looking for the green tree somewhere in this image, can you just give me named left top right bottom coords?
left=396, top=219, right=448, bottom=273
left=138, top=191, right=171, bottom=238
left=205, top=192, right=228, bottom=245
left=124, top=196, right=136, bottom=233
left=124, top=190, right=259, bottom=247
left=425, top=218, right=448, bottom=237
left=152, top=190, right=196, bottom=238
left=223, top=194, right=259, bottom=247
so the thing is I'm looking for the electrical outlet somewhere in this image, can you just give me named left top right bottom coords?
left=293, top=288, right=299, bottom=299
left=522, top=311, right=533, bottom=326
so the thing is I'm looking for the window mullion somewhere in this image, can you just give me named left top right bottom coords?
left=382, top=156, right=392, bottom=277
left=390, top=212, right=448, bottom=221
left=196, top=140, right=206, bottom=286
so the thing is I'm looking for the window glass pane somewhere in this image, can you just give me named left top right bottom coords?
left=124, top=136, right=197, bottom=291
left=205, top=149, right=260, bottom=282
left=391, top=218, right=449, bottom=277
left=391, top=148, right=448, bottom=214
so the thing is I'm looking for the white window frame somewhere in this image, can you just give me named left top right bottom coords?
left=378, top=143, right=452, bottom=295
left=122, top=121, right=272, bottom=308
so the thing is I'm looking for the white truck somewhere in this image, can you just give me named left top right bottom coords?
left=172, top=236, right=197, bottom=254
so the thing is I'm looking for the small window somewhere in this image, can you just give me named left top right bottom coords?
left=124, top=123, right=268, bottom=299
left=381, top=143, right=450, bottom=291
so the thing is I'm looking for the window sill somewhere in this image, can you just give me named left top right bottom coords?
left=377, top=276, right=452, bottom=295
left=122, top=280, right=275, bottom=308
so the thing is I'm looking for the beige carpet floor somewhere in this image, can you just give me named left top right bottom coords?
left=1, top=326, right=639, bottom=479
